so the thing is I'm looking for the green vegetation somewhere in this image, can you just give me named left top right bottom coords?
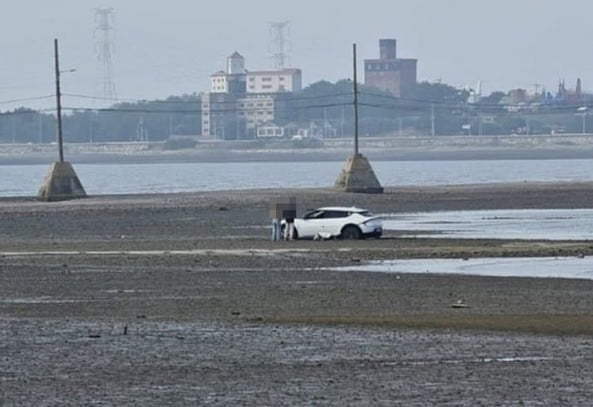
left=0, top=80, right=590, bottom=143
left=0, top=94, right=201, bottom=144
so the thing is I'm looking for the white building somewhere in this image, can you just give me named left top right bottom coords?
left=237, top=94, right=276, bottom=131
left=202, top=92, right=278, bottom=139
left=246, top=69, right=302, bottom=94
left=210, top=52, right=247, bottom=94
left=202, top=51, right=301, bottom=139
left=227, top=51, right=245, bottom=74
left=210, top=71, right=229, bottom=93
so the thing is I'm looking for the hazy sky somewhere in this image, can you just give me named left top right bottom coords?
left=2, top=0, right=593, bottom=110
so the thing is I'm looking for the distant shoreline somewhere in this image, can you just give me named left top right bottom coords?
left=3, top=145, right=593, bottom=165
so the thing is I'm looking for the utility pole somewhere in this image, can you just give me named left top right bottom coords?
left=136, top=117, right=145, bottom=141
left=323, top=107, right=327, bottom=139
left=38, top=113, right=43, bottom=144
left=89, top=114, right=93, bottom=144
left=340, top=104, right=345, bottom=138
left=353, top=43, right=359, bottom=155
left=11, top=115, right=16, bottom=144
left=38, top=38, right=86, bottom=201
left=334, top=43, right=382, bottom=193
left=54, top=38, right=64, bottom=162
left=430, top=104, right=436, bottom=137
left=578, top=107, right=588, bottom=135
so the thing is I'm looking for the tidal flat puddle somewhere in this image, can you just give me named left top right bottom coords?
left=334, top=257, right=593, bottom=280
left=382, top=208, right=593, bottom=240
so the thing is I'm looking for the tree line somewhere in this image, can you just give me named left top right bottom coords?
left=1, top=81, right=591, bottom=144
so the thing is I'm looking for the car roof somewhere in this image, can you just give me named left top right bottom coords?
left=313, top=206, right=369, bottom=213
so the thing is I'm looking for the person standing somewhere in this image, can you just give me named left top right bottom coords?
left=284, top=216, right=295, bottom=240
left=271, top=217, right=281, bottom=241
left=283, top=197, right=297, bottom=240
left=270, top=200, right=281, bottom=241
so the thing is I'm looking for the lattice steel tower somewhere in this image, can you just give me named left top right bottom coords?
left=269, top=21, right=290, bottom=69
left=94, top=8, right=117, bottom=100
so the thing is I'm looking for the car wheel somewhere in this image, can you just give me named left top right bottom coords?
left=341, top=225, right=362, bottom=240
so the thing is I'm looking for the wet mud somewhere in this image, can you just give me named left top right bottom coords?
left=2, top=183, right=593, bottom=405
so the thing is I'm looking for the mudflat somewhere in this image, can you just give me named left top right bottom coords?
left=2, top=183, right=593, bottom=406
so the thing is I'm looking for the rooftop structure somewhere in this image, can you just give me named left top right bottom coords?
left=210, top=52, right=301, bottom=94
left=364, top=38, right=417, bottom=97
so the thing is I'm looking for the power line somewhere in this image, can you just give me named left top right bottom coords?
left=56, top=88, right=593, bottom=115
left=60, top=100, right=352, bottom=115
left=356, top=89, right=593, bottom=114
left=62, top=93, right=173, bottom=104
left=2, top=101, right=592, bottom=117
left=4, top=90, right=593, bottom=118
left=61, top=91, right=353, bottom=106
left=62, top=106, right=199, bottom=114
left=358, top=100, right=593, bottom=116
left=0, top=88, right=539, bottom=111
left=0, top=108, right=55, bottom=116
left=0, top=95, right=55, bottom=105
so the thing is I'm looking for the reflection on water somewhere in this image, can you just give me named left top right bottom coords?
left=4, top=158, right=593, bottom=196
left=335, top=257, right=593, bottom=280
left=383, top=209, right=593, bottom=240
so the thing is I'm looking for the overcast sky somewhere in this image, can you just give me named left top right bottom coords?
left=2, top=0, right=593, bottom=110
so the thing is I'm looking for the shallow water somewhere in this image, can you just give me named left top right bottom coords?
left=4, top=158, right=593, bottom=196
left=382, top=208, right=593, bottom=240
left=335, top=257, right=593, bottom=280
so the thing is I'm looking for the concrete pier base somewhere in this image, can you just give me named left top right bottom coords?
left=334, top=153, right=383, bottom=194
left=38, top=161, right=87, bottom=201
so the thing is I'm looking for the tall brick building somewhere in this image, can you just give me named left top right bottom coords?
left=364, top=39, right=417, bottom=97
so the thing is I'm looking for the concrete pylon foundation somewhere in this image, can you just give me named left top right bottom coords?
left=334, top=153, right=383, bottom=193
left=38, top=161, right=87, bottom=201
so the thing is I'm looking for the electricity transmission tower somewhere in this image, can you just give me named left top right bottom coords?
left=94, top=8, right=117, bottom=100
left=269, top=21, right=290, bottom=69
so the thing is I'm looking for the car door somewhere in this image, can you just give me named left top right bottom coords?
left=323, top=210, right=350, bottom=236
left=297, top=210, right=327, bottom=238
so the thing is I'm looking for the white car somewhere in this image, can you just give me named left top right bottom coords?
left=284, top=206, right=383, bottom=240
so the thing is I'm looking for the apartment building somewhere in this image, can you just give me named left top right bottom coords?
left=201, top=52, right=301, bottom=139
